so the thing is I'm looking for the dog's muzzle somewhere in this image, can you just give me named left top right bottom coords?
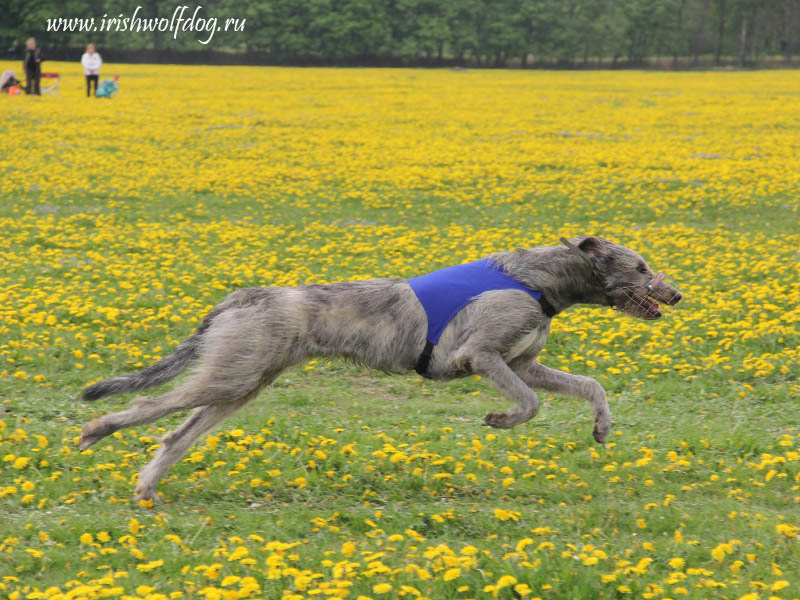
left=614, top=273, right=682, bottom=320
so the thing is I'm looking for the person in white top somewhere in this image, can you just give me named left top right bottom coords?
left=81, top=43, right=102, bottom=97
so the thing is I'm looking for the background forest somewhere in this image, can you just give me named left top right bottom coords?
left=3, top=0, right=798, bottom=67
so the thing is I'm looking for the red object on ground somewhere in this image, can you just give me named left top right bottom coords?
left=40, top=72, right=60, bottom=95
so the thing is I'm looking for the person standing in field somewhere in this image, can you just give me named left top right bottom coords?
left=23, top=37, right=42, bottom=95
left=81, top=44, right=102, bottom=97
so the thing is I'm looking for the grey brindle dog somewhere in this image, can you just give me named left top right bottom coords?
left=79, top=236, right=681, bottom=501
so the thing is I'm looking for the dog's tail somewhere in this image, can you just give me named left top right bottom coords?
left=81, top=311, right=218, bottom=401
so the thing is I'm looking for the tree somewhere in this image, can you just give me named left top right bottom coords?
left=445, top=0, right=480, bottom=61
left=394, top=0, right=453, bottom=60
left=736, top=0, right=753, bottom=66
left=692, top=0, right=712, bottom=64
left=0, top=0, right=796, bottom=66
left=714, top=0, right=727, bottom=65
left=782, top=0, right=798, bottom=63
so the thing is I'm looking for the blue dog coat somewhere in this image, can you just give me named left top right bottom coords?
left=408, top=259, right=554, bottom=377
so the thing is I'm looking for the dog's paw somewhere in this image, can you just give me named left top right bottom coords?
left=77, top=433, right=94, bottom=452
left=134, top=484, right=161, bottom=505
left=483, top=412, right=513, bottom=429
left=78, top=420, right=111, bottom=451
left=592, top=416, right=611, bottom=444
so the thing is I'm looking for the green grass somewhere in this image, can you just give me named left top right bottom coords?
left=1, top=67, right=799, bottom=599
left=2, top=187, right=798, bottom=599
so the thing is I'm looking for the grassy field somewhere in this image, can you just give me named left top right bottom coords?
left=1, top=63, right=798, bottom=600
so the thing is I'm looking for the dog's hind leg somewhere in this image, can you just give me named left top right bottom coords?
left=79, top=331, right=282, bottom=452
left=515, top=360, right=611, bottom=444
left=469, top=352, right=541, bottom=429
left=79, top=365, right=265, bottom=451
left=134, top=392, right=257, bottom=501
left=78, top=389, right=206, bottom=451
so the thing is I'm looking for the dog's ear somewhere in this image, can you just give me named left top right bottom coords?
left=562, top=236, right=608, bottom=280
left=577, top=236, right=604, bottom=256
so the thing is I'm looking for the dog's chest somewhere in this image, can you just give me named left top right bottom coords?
left=505, top=325, right=549, bottom=361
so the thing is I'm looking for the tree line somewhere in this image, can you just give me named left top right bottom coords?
left=3, top=0, right=798, bottom=67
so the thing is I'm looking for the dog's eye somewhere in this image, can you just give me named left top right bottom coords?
left=637, top=264, right=648, bottom=274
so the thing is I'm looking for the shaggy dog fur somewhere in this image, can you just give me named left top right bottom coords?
left=79, top=236, right=681, bottom=501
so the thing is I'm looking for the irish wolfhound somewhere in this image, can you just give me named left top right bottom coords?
left=79, top=236, right=681, bottom=501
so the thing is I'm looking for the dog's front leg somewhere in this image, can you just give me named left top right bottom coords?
left=468, top=351, right=541, bottom=429
left=514, top=360, right=611, bottom=444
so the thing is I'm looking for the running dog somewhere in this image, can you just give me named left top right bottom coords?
left=79, top=236, right=681, bottom=501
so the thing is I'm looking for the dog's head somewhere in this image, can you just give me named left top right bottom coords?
left=564, top=236, right=682, bottom=320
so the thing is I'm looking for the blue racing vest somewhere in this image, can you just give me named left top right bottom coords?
left=408, top=259, right=554, bottom=377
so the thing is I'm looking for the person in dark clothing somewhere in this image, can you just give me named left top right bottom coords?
left=23, top=37, right=42, bottom=95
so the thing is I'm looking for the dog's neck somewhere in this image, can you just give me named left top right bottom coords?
left=489, top=247, right=610, bottom=314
